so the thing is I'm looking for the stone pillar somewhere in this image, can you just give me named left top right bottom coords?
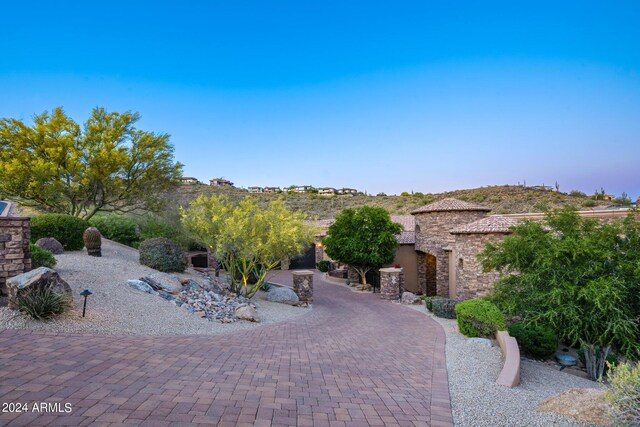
left=292, top=270, right=313, bottom=303
left=380, top=267, right=402, bottom=300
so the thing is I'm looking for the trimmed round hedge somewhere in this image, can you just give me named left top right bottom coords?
left=455, top=299, right=506, bottom=338
left=138, top=237, right=187, bottom=273
left=508, top=322, right=558, bottom=360
left=30, top=214, right=88, bottom=251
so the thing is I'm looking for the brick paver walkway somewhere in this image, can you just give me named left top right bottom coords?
left=0, top=273, right=452, bottom=426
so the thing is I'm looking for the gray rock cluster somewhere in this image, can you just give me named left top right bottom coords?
left=127, top=273, right=260, bottom=323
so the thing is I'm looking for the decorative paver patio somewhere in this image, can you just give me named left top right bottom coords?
left=0, top=272, right=452, bottom=426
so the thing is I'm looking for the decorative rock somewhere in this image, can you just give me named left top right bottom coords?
left=467, top=337, right=495, bottom=347
left=35, top=237, right=64, bottom=255
left=266, top=287, right=299, bottom=305
left=141, top=272, right=183, bottom=294
left=235, top=304, right=260, bottom=322
left=292, top=270, right=313, bottom=303
left=127, top=279, right=155, bottom=294
left=400, top=291, right=421, bottom=305
left=380, top=267, right=402, bottom=300
left=7, top=267, right=73, bottom=310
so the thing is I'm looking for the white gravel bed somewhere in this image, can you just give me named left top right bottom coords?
left=405, top=304, right=602, bottom=427
left=0, top=240, right=310, bottom=336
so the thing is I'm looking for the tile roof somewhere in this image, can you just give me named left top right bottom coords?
left=450, top=215, right=519, bottom=234
left=411, top=198, right=492, bottom=214
left=396, top=231, right=416, bottom=244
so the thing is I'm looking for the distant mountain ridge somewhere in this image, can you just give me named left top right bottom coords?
left=165, top=184, right=615, bottom=219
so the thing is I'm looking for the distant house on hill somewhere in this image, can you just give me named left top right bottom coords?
left=209, top=178, right=234, bottom=187
left=248, top=186, right=264, bottom=193
left=179, top=177, right=200, bottom=185
left=263, top=187, right=281, bottom=193
left=530, top=185, right=553, bottom=191
left=292, top=185, right=315, bottom=193
left=318, top=187, right=337, bottom=196
left=337, top=188, right=358, bottom=196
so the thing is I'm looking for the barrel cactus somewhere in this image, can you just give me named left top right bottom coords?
left=83, top=227, right=102, bottom=257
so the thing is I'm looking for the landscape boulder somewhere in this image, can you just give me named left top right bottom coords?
left=35, top=238, right=64, bottom=255
left=266, top=287, right=299, bottom=305
left=235, top=304, right=260, bottom=322
left=140, top=272, right=183, bottom=294
left=400, top=291, right=421, bottom=305
left=7, top=267, right=72, bottom=310
left=127, top=279, right=156, bottom=294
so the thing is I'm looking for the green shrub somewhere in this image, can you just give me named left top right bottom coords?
left=424, top=296, right=445, bottom=312
left=29, top=243, right=56, bottom=269
left=605, top=361, right=640, bottom=426
left=138, top=237, right=187, bottom=272
left=432, top=297, right=458, bottom=319
left=455, top=299, right=506, bottom=337
left=138, top=214, right=203, bottom=251
left=89, top=214, right=139, bottom=247
left=508, top=322, right=557, bottom=359
left=582, top=199, right=597, bottom=207
left=15, top=284, right=71, bottom=320
left=316, top=260, right=330, bottom=272
left=30, top=214, right=88, bottom=250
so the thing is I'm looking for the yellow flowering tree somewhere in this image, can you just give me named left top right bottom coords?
left=182, top=195, right=316, bottom=297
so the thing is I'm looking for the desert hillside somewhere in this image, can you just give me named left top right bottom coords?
left=163, top=185, right=613, bottom=219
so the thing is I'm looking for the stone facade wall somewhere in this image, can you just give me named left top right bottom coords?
left=0, top=217, right=31, bottom=294
left=414, top=210, right=488, bottom=297
left=452, top=233, right=506, bottom=300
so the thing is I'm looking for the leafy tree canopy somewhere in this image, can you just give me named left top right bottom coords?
left=0, top=107, right=182, bottom=219
left=323, top=206, right=402, bottom=287
left=480, top=206, right=640, bottom=379
left=182, top=195, right=316, bottom=297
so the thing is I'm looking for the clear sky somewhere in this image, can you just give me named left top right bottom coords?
left=1, top=1, right=639, bottom=197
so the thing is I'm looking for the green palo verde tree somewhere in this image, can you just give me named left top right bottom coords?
left=0, top=107, right=182, bottom=220
left=323, top=206, right=402, bottom=290
left=480, top=207, right=640, bottom=380
left=182, top=195, right=316, bottom=298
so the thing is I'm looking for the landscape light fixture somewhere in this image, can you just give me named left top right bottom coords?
left=80, top=289, right=93, bottom=317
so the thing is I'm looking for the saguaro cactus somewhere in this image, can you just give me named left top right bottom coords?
left=83, top=227, right=102, bottom=257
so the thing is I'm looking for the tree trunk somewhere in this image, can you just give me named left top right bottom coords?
left=582, top=342, right=611, bottom=381
left=356, top=267, right=370, bottom=290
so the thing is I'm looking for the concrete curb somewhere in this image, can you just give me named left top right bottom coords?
left=496, top=330, right=521, bottom=387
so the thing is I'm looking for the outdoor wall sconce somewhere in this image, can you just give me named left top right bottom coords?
left=80, top=289, right=93, bottom=317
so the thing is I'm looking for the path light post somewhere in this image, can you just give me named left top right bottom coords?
left=80, top=289, right=93, bottom=317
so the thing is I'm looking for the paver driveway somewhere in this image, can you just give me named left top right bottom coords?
left=0, top=273, right=452, bottom=426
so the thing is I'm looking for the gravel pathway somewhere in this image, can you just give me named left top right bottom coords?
left=0, top=240, right=310, bottom=335
left=406, top=304, right=602, bottom=427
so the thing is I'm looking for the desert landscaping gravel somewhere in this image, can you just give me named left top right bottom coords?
left=0, top=239, right=310, bottom=335
left=406, top=304, right=603, bottom=427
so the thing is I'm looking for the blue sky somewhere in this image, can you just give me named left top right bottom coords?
left=1, top=1, right=639, bottom=197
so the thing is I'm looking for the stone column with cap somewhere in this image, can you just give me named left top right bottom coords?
left=292, top=270, right=314, bottom=303
left=380, top=267, right=403, bottom=300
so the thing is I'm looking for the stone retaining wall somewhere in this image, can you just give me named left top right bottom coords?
left=0, top=217, right=31, bottom=295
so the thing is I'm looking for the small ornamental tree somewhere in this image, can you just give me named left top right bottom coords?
left=480, top=207, right=640, bottom=380
left=182, top=195, right=315, bottom=298
left=323, top=206, right=402, bottom=290
left=0, top=107, right=182, bottom=219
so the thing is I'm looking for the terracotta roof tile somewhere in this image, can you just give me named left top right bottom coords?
left=411, top=198, right=492, bottom=214
left=450, top=215, right=519, bottom=234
